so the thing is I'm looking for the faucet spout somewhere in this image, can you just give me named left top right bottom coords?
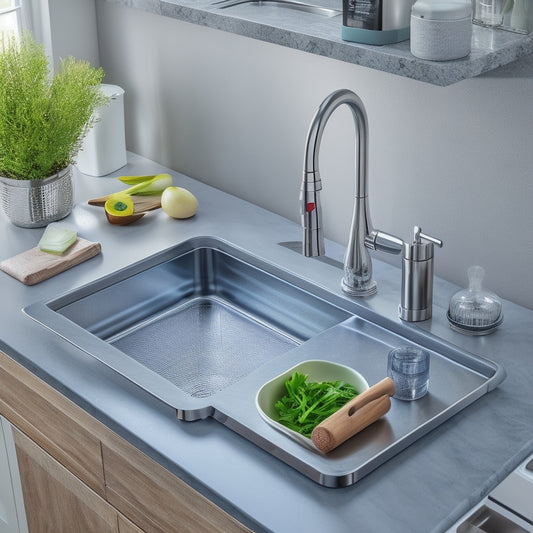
left=301, top=89, right=402, bottom=297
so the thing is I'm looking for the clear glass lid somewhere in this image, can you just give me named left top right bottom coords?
left=447, top=265, right=503, bottom=334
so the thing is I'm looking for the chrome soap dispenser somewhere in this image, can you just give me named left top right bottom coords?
left=399, top=226, right=443, bottom=322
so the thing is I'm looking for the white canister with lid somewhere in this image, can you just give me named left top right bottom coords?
left=76, top=84, right=127, bottom=177
left=410, top=1, right=472, bottom=61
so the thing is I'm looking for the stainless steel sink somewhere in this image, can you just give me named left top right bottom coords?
left=25, top=237, right=350, bottom=418
left=25, top=236, right=506, bottom=487
left=212, top=0, right=341, bottom=17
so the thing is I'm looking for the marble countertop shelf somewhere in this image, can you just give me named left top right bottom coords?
left=103, top=0, right=533, bottom=85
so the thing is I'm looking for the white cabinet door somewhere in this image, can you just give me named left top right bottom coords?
left=0, top=417, right=27, bottom=533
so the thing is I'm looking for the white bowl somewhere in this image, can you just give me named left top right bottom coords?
left=255, top=360, right=369, bottom=451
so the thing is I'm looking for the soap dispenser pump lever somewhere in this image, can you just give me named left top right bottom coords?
left=399, top=226, right=443, bottom=322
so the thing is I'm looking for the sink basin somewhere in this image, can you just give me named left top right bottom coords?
left=212, top=0, right=341, bottom=17
left=25, top=237, right=349, bottom=418
left=25, top=236, right=506, bottom=487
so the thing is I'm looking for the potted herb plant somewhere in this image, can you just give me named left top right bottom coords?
left=0, top=32, right=109, bottom=227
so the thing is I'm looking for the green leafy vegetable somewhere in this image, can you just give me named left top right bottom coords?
left=274, top=372, right=359, bottom=437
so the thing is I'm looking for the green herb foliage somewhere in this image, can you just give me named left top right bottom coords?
left=0, top=32, right=109, bottom=180
left=274, top=372, right=359, bottom=438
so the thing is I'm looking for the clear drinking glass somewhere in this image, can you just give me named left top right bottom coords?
left=387, top=346, right=430, bottom=401
left=473, top=0, right=505, bottom=27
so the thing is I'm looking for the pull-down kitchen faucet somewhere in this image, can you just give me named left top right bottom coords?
left=301, top=89, right=403, bottom=297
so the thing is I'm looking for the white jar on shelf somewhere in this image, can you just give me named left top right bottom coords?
left=410, top=0, right=473, bottom=61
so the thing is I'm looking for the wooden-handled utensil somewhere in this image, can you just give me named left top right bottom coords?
left=88, top=195, right=162, bottom=210
left=88, top=195, right=162, bottom=225
left=311, top=377, right=395, bottom=454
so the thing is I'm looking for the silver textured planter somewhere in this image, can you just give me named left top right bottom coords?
left=0, top=166, right=73, bottom=228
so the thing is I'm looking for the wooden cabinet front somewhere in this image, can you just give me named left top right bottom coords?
left=0, top=350, right=252, bottom=533
left=12, top=428, right=119, bottom=533
left=102, top=434, right=251, bottom=533
left=117, top=515, right=144, bottom=533
left=0, top=352, right=105, bottom=497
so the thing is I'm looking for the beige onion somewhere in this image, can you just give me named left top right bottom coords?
left=161, top=186, right=198, bottom=219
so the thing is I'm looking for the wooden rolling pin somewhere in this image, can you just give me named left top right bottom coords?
left=311, top=377, right=395, bottom=454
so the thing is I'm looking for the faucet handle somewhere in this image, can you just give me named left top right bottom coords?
left=403, top=226, right=442, bottom=262
left=365, top=229, right=403, bottom=254
left=413, top=226, right=443, bottom=248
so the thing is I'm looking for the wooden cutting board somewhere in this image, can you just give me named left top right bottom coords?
left=0, top=238, right=101, bottom=286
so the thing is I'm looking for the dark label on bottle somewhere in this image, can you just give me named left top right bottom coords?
left=343, top=0, right=382, bottom=30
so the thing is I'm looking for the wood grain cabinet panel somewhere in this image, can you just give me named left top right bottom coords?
left=12, top=428, right=119, bottom=533
left=0, top=350, right=250, bottom=533
left=118, top=515, right=145, bottom=533
left=0, top=351, right=105, bottom=497
left=102, top=435, right=252, bottom=533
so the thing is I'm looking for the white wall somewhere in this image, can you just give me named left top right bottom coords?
left=94, top=0, right=533, bottom=310
left=29, top=0, right=100, bottom=68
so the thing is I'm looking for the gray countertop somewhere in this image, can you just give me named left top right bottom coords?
left=102, top=0, right=533, bottom=86
left=1, top=153, right=533, bottom=532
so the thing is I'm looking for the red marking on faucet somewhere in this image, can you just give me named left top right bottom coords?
left=306, top=202, right=315, bottom=212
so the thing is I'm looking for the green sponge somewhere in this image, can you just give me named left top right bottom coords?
left=38, top=224, right=78, bottom=255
